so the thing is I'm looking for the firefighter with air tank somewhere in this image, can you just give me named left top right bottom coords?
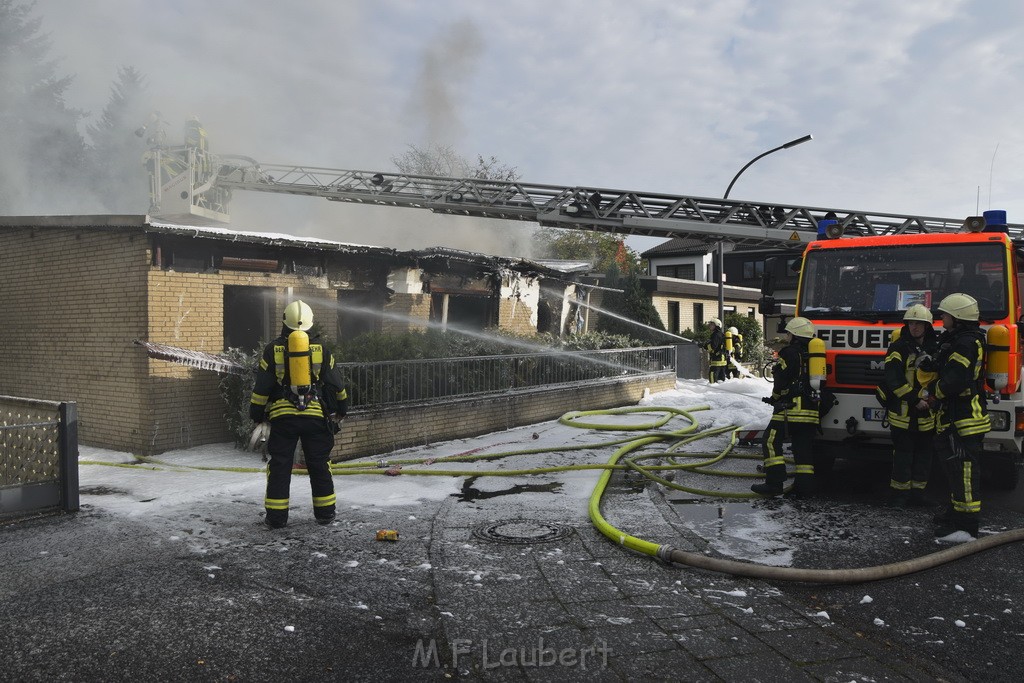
left=706, top=318, right=727, bottom=383
left=751, top=316, right=829, bottom=498
left=877, top=304, right=940, bottom=507
left=250, top=300, right=349, bottom=529
left=923, top=293, right=1000, bottom=538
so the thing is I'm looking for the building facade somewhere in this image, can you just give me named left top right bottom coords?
left=0, top=216, right=598, bottom=455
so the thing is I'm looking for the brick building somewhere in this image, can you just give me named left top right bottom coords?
left=0, top=216, right=598, bottom=455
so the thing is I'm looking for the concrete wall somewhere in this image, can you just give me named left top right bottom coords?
left=332, top=372, right=677, bottom=460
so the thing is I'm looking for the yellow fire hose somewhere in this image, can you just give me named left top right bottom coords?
left=81, top=404, right=1024, bottom=583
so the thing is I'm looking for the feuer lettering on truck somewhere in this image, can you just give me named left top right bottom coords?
left=816, top=328, right=893, bottom=351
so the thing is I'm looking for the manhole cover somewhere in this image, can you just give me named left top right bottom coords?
left=472, top=519, right=574, bottom=545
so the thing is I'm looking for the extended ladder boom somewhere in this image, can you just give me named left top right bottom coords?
left=147, top=135, right=1024, bottom=248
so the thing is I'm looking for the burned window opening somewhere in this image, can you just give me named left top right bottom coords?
left=224, top=285, right=274, bottom=351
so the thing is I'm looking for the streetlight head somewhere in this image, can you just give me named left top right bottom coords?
left=782, top=134, right=813, bottom=149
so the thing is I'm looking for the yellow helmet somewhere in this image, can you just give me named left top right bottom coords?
left=937, top=293, right=979, bottom=322
left=283, top=300, right=314, bottom=331
left=903, top=304, right=933, bottom=323
left=708, top=318, right=722, bottom=328
left=784, top=316, right=815, bottom=338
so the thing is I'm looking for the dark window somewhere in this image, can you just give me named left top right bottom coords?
left=431, top=293, right=495, bottom=330
left=667, top=301, right=680, bottom=334
left=742, top=260, right=765, bottom=280
left=693, top=302, right=704, bottom=326
left=224, top=286, right=274, bottom=351
left=657, top=264, right=696, bottom=280
left=337, top=290, right=382, bottom=342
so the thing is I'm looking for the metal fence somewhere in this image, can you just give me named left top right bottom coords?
left=0, top=396, right=79, bottom=517
left=340, top=345, right=676, bottom=409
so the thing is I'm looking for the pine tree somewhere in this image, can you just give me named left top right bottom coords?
left=0, top=0, right=89, bottom=212
left=85, top=66, right=150, bottom=212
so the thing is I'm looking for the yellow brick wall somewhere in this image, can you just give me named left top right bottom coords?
left=0, top=228, right=150, bottom=452
left=383, top=293, right=431, bottom=333
left=330, top=373, right=677, bottom=459
left=144, top=271, right=345, bottom=454
left=497, top=297, right=536, bottom=336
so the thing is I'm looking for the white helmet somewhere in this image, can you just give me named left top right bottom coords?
left=728, top=326, right=739, bottom=335
left=708, top=318, right=722, bottom=328
left=937, top=293, right=979, bottom=322
left=784, top=317, right=815, bottom=339
left=283, top=300, right=314, bottom=331
left=903, top=304, right=933, bottom=323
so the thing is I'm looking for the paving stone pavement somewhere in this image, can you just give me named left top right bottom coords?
left=0, top=456, right=969, bottom=682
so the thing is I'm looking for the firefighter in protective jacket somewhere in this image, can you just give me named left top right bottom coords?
left=706, top=318, right=727, bottom=383
left=751, top=317, right=820, bottom=498
left=879, top=304, right=939, bottom=506
left=925, top=293, right=988, bottom=538
left=250, top=300, right=349, bottom=528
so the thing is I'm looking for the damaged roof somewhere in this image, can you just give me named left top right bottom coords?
left=0, top=214, right=594, bottom=280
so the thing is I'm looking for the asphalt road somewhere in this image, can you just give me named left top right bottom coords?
left=778, top=455, right=1024, bottom=683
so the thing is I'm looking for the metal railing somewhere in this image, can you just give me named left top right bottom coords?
left=340, top=346, right=676, bottom=409
left=0, top=396, right=79, bottom=517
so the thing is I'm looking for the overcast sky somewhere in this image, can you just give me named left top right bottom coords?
left=34, top=0, right=1024, bottom=256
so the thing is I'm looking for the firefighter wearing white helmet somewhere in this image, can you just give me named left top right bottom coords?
left=705, top=318, right=727, bottom=383
left=876, top=304, right=939, bottom=507
left=727, top=326, right=744, bottom=378
left=925, top=292, right=988, bottom=538
left=751, top=317, right=821, bottom=498
left=250, top=300, right=349, bottom=528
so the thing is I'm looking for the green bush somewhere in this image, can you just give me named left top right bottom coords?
left=218, top=346, right=262, bottom=448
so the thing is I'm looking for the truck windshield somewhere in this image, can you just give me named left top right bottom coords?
left=799, top=242, right=1007, bottom=321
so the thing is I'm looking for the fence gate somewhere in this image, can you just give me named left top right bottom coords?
left=0, top=396, right=79, bottom=517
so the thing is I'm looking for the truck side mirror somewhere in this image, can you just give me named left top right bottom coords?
left=762, top=257, right=778, bottom=296
left=759, top=296, right=779, bottom=315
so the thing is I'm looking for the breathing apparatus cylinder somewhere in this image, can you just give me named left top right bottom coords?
left=725, top=329, right=733, bottom=354
left=287, top=329, right=313, bottom=408
left=986, top=324, right=1010, bottom=391
left=807, top=336, right=827, bottom=391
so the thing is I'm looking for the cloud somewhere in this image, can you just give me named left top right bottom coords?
left=20, top=0, right=1024, bottom=253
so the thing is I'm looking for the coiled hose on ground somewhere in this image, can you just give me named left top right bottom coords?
left=81, top=404, right=1024, bottom=583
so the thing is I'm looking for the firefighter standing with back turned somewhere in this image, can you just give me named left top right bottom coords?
left=706, top=318, right=727, bottom=383
left=751, top=317, right=821, bottom=498
left=925, top=293, right=989, bottom=538
left=878, top=304, right=939, bottom=507
left=250, top=300, right=349, bottom=529
left=727, top=326, right=744, bottom=378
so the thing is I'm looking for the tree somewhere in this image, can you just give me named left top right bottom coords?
left=534, top=228, right=642, bottom=274
left=85, top=66, right=150, bottom=212
left=594, top=268, right=667, bottom=344
left=391, top=143, right=520, bottom=182
left=0, top=0, right=89, bottom=212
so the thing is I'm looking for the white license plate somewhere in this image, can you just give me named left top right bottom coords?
left=862, top=407, right=886, bottom=421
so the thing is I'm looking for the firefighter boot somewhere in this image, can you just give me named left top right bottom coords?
left=751, top=466, right=785, bottom=497
left=785, top=475, right=816, bottom=500
left=907, top=489, right=929, bottom=507
left=934, top=514, right=978, bottom=539
left=932, top=504, right=955, bottom=525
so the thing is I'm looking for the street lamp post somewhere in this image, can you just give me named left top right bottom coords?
left=715, top=134, right=813, bottom=321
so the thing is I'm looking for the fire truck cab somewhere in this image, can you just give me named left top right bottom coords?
left=781, top=226, right=1023, bottom=489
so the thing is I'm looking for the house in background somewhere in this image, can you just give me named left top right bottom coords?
left=640, top=238, right=768, bottom=334
left=0, top=216, right=600, bottom=455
